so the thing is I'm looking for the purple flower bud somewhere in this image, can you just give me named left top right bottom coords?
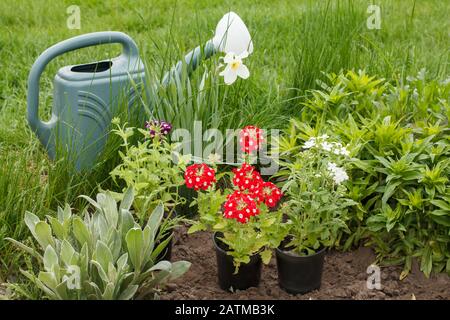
left=145, top=119, right=172, bottom=138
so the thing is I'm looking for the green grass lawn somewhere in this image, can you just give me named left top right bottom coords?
left=0, top=0, right=449, bottom=286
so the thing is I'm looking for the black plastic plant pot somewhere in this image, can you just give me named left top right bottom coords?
left=213, top=232, right=262, bottom=291
left=176, top=184, right=198, bottom=218
left=276, top=242, right=326, bottom=294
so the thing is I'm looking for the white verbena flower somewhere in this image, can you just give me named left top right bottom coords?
left=338, top=147, right=350, bottom=156
left=332, top=167, right=349, bottom=184
left=219, top=51, right=250, bottom=85
left=333, top=145, right=350, bottom=157
left=303, top=137, right=316, bottom=149
left=321, top=141, right=333, bottom=152
left=327, top=162, right=338, bottom=172
left=327, top=162, right=349, bottom=185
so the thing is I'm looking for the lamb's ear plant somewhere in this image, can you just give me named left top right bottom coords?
left=6, top=189, right=190, bottom=300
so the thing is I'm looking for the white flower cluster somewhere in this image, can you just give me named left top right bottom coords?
left=327, top=162, right=349, bottom=185
left=303, top=135, right=349, bottom=156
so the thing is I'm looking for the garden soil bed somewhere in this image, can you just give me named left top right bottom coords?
left=163, top=225, right=450, bottom=300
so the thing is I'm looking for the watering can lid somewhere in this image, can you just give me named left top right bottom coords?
left=56, top=56, right=145, bottom=81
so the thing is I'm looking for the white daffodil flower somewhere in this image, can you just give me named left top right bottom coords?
left=219, top=51, right=250, bottom=85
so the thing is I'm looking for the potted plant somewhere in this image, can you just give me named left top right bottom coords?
left=186, top=126, right=283, bottom=291
left=274, top=134, right=356, bottom=294
left=110, top=118, right=190, bottom=261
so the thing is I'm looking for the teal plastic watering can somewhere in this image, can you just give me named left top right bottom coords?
left=27, top=12, right=252, bottom=171
left=27, top=31, right=146, bottom=170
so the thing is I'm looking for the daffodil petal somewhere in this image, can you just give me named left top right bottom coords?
left=236, top=64, right=249, bottom=79
left=219, top=65, right=231, bottom=76
left=223, top=52, right=235, bottom=64
left=238, top=50, right=249, bottom=60
left=223, top=69, right=238, bottom=85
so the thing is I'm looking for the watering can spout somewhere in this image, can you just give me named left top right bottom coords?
left=163, top=11, right=253, bottom=85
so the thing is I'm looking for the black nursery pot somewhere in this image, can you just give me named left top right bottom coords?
left=276, top=241, right=326, bottom=294
left=213, top=233, right=262, bottom=291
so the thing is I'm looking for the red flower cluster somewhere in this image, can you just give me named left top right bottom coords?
left=223, top=163, right=283, bottom=224
left=184, top=164, right=216, bottom=191
left=223, top=191, right=260, bottom=223
left=239, top=126, right=264, bottom=154
left=252, top=181, right=283, bottom=208
left=232, top=163, right=263, bottom=192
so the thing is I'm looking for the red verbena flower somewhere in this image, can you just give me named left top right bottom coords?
left=223, top=190, right=260, bottom=223
left=239, top=125, right=264, bottom=154
left=232, top=163, right=263, bottom=192
left=252, top=181, right=283, bottom=208
left=184, top=164, right=216, bottom=191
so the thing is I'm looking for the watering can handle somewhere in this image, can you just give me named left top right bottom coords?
left=27, top=31, right=139, bottom=148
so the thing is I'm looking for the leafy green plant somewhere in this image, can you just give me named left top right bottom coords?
left=6, top=189, right=190, bottom=300
left=296, top=69, right=450, bottom=277
left=110, top=119, right=189, bottom=218
left=275, top=129, right=356, bottom=255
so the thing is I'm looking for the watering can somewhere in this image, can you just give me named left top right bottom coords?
left=27, top=12, right=253, bottom=171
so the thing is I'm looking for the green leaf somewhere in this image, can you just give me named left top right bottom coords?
left=430, top=215, right=450, bottom=227
left=187, top=223, right=206, bottom=234
left=169, top=261, right=191, bottom=280
left=117, top=253, right=129, bottom=273
left=126, top=228, right=144, bottom=271
left=149, top=260, right=172, bottom=272
left=260, top=249, right=272, bottom=264
left=381, top=181, right=402, bottom=204
left=43, top=245, right=58, bottom=272
left=24, top=211, right=40, bottom=234
left=60, top=240, right=76, bottom=266
left=72, top=217, right=91, bottom=248
left=213, top=221, right=227, bottom=230
left=117, top=285, right=138, bottom=300
left=91, top=260, right=109, bottom=284
left=57, top=204, right=72, bottom=223
left=94, top=241, right=113, bottom=273
left=120, top=209, right=135, bottom=237
left=34, top=221, right=55, bottom=249
left=119, top=188, right=135, bottom=212
left=5, top=237, right=43, bottom=261
left=98, top=192, right=119, bottom=229
left=47, top=216, right=66, bottom=240
left=102, top=282, right=115, bottom=300
left=38, top=271, right=58, bottom=291
left=430, top=199, right=450, bottom=211
left=147, top=203, right=164, bottom=236
left=151, top=236, right=172, bottom=264
left=420, top=247, right=432, bottom=277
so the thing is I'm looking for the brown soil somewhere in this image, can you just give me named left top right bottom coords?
left=163, top=225, right=450, bottom=300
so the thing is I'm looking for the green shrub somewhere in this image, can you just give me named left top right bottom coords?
left=289, top=69, right=450, bottom=277
left=6, top=189, right=190, bottom=300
